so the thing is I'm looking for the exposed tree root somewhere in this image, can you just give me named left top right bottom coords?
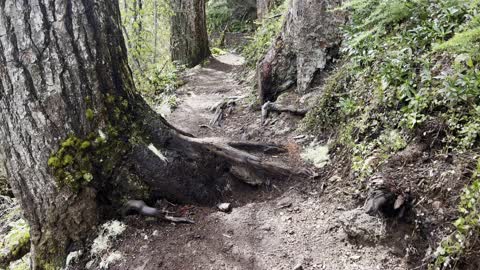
left=227, top=141, right=287, bottom=154
left=261, top=101, right=309, bottom=125
left=123, top=200, right=195, bottom=224
left=179, top=135, right=305, bottom=185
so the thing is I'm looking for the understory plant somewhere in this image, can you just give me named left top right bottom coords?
left=304, top=0, right=480, bottom=265
left=242, top=0, right=288, bottom=66
left=307, top=0, right=480, bottom=153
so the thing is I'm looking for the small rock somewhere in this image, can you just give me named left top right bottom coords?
left=350, top=255, right=361, bottom=261
left=339, top=209, right=386, bottom=244
left=152, top=230, right=159, bottom=236
left=217, top=203, right=232, bottom=213
left=432, top=200, right=442, bottom=210
left=293, top=264, right=303, bottom=270
left=277, top=197, right=293, bottom=209
left=260, top=225, right=271, bottom=231
left=288, top=230, right=295, bottom=235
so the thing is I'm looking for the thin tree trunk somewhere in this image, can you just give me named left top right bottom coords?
left=170, top=0, right=210, bottom=67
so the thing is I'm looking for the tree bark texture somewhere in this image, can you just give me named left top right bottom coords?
left=170, top=0, right=210, bottom=67
left=257, top=0, right=346, bottom=104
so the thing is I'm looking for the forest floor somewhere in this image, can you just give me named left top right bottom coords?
left=105, top=53, right=410, bottom=270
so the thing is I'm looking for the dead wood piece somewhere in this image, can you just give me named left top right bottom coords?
left=261, top=101, right=309, bottom=125
left=209, top=99, right=238, bottom=127
left=124, top=200, right=194, bottom=224
left=164, top=215, right=195, bottom=224
left=179, top=135, right=305, bottom=185
left=227, top=141, right=287, bottom=154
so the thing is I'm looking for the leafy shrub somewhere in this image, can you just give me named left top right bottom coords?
left=307, top=0, right=480, bottom=152
left=242, top=1, right=288, bottom=67
left=432, top=159, right=480, bottom=269
left=304, top=0, right=480, bottom=264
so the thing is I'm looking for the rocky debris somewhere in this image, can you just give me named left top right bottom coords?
left=363, top=174, right=411, bottom=218
left=339, top=209, right=386, bottom=244
left=0, top=197, right=30, bottom=269
left=301, top=144, right=330, bottom=168
left=6, top=253, right=30, bottom=270
left=65, top=250, right=83, bottom=269
left=217, top=203, right=232, bottom=213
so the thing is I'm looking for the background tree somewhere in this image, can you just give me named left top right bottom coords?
left=170, top=0, right=210, bottom=67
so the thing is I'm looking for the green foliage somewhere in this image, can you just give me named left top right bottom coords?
left=0, top=218, right=30, bottom=267
left=206, top=0, right=256, bottom=39
left=307, top=0, right=480, bottom=154
left=48, top=134, right=99, bottom=191
left=303, top=65, right=351, bottom=132
left=121, top=0, right=178, bottom=103
left=211, top=47, right=227, bottom=56
left=432, top=159, right=480, bottom=269
left=435, top=27, right=480, bottom=54
left=242, top=1, right=288, bottom=66
left=207, top=0, right=233, bottom=34
left=47, top=93, right=141, bottom=192
left=352, top=129, right=407, bottom=178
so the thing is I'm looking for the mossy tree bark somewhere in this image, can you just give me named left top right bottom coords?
left=170, top=0, right=210, bottom=67
left=0, top=1, right=295, bottom=268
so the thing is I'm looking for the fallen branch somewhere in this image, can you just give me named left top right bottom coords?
left=209, top=96, right=244, bottom=126
left=123, top=200, right=194, bottom=224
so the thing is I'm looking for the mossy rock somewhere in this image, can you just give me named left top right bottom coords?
left=7, top=253, right=30, bottom=270
left=0, top=218, right=31, bottom=268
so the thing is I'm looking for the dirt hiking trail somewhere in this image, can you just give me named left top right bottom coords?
left=110, top=53, right=409, bottom=270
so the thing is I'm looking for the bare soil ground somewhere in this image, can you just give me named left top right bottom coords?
left=107, top=54, right=410, bottom=270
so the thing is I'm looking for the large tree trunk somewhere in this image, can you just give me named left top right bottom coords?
left=257, top=0, right=346, bottom=104
left=170, top=0, right=210, bottom=67
left=0, top=1, right=296, bottom=268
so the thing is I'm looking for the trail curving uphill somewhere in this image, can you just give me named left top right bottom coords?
left=109, top=54, right=407, bottom=270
